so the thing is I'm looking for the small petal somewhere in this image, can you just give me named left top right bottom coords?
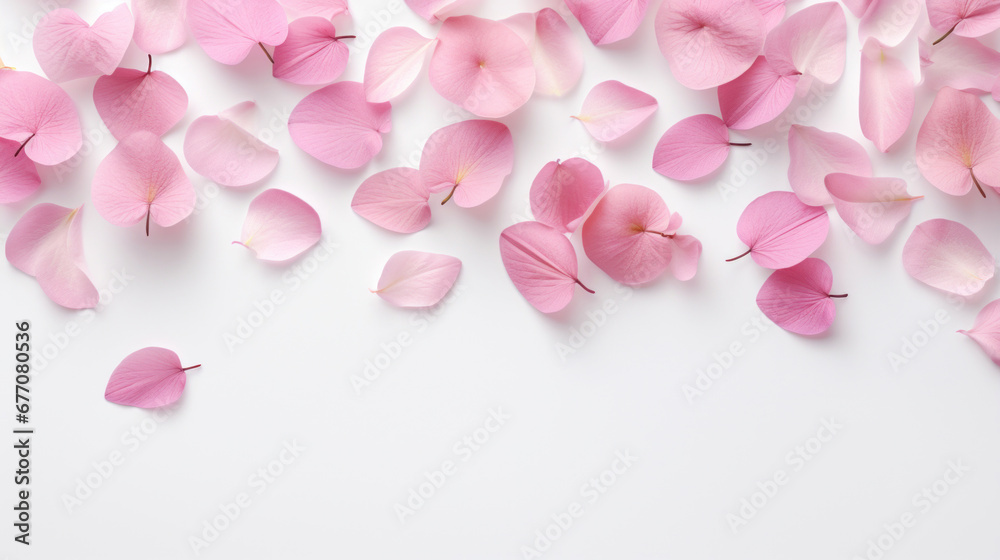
left=500, top=221, right=592, bottom=313
left=902, top=218, right=995, bottom=296
left=105, top=347, right=195, bottom=408
left=374, top=251, right=462, bottom=308
left=764, top=2, right=847, bottom=84
left=529, top=158, right=605, bottom=234
left=187, top=0, right=288, bottom=65
left=364, top=27, right=436, bottom=103
left=573, top=80, right=657, bottom=142
left=652, top=114, right=731, bottom=181
left=184, top=101, right=279, bottom=187
left=859, top=38, right=914, bottom=152
left=718, top=56, right=799, bottom=130
left=272, top=17, right=350, bottom=85
left=959, top=299, right=1000, bottom=366
left=564, top=0, right=649, bottom=46
left=33, top=4, right=134, bottom=82
left=787, top=124, right=873, bottom=206
left=733, top=191, right=829, bottom=269
left=419, top=120, right=514, bottom=208
left=756, top=258, right=842, bottom=335
left=237, top=189, right=322, bottom=262
left=668, top=233, right=702, bottom=281
left=351, top=167, right=431, bottom=234
left=824, top=174, right=920, bottom=244
left=93, top=66, right=189, bottom=140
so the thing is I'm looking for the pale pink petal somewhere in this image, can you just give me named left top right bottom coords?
left=0, top=70, right=82, bottom=166
left=667, top=233, right=702, bottom=281
left=655, top=0, right=765, bottom=90
left=405, top=0, right=470, bottom=22
left=764, top=2, right=846, bottom=84
left=133, top=0, right=187, bottom=54
left=420, top=119, right=514, bottom=208
left=919, top=36, right=1000, bottom=94
left=33, top=4, right=134, bottom=82
left=843, top=0, right=873, bottom=17
left=532, top=8, right=584, bottom=96
left=959, top=299, right=1000, bottom=366
left=573, top=80, right=657, bottom=142
left=824, top=173, right=921, bottom=244
left=428, top=16, right=535, bottom=118
left=500, top=221, right=592, bottom=313
left=860, top=38, right=914, bottom=152
left=787, top=124, right=873, bottom=206
left=927, top=0, right=1000, bottom=38
left=858, top=0, right=920, bottom=46
left=0, top=139, right=41, bottom=204
left=916, top=86, right=1000, bottom=197
left=756, top=258, right=842, bottom=335
left=902, top=218, right=994, bottom=295
left=564, top=0, right=649, bottom=46
left=289, top=81, right=392, bottom=170
left=187, top=0, right=288, bottom=65
left=105, top=347, right=197, bottom=408
left=351, top=167, right=431, bottom=234
left=374, top=251, right=462, bottom=307
left=718, top=56, right=799, bottom=130
left=184, top=101, right=279, bottom=187
left=236, top=189, right=322, bottom=262
left=752, top=0, right=786, bottom=30
left=273, top=17, right=350, bottom=85
left=93, top=65, right=189, bottom=140
left=732, top=190, right=829, bottom=269
left=529, top=158, right=605, bottom=234
left=280, top=0, right=348, bottom=18
left=364, top=27, right=436, bottom=103
left=5, top=204, right=98, bottom=309
left=652, top=114, right=732, bottom=181
left=501, top=12, right=536, bottom=44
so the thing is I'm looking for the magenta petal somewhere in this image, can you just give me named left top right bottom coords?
left=574, top=80, right=657, bottom=142
left=902, top=219, right=995, bottom=296
left=787, top=124, right=873, bottom=206
left=374, top=251, right=462, bottom=308
left=5, top=204, right=98, bottom=309
left=756, top=258, right=840, bottom=335
left=133, top=0, right=187, bottom=54
left=272, top=17, right=350, bottom=85
left=238, top=189, right=321, bottom=262
left=529, top=158, right=605, bottom=234
left=927, top=0, right=1000, bottom=38
left=960, top=299, right=1000, bottom=366
left=105, top=347, right=192, bottom=408
left=0, top=139, right=41, bottom=204
left=93, top=67, right=189, bottom=140
left=33, top=4, right=134, bottom=82
left=187, top=0, right=288, bottom=65
left=919, top=36, right=1000, bottom=94
left=824, top=173, right=921, bottom=245
left=653, top=114, right=731, bottom=181
left=364, top=27, right=436, bottom=103
left=532, top=8, right=584, bottom=96
left=351, top=167, right=431, bottom=234
left=764, top=2, right=846, bottom=84
left=564, top=0, right=649, bottom=45
left=718, top=56, right=799, bottom=130
left=734, top=191, right=829, bottom=269
left=184, top=101, right=279, bottom=187
left=289, top=81, right=392, bottom=170
left=405, top=0, right=470, bottom=22
left=859, top=39, right=914, bottom=153
left=420, top=120, right=514, bottom=208
left=500, top=221, right=590, bottom=313
left=0, top=70, right=82, bottom=166
left=280, top=0, right=348, bottom=18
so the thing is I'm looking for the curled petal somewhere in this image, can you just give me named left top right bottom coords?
left=564, top=0, right=649, bottom=45
left=93, top=66, right=189, bottom=140
left=500, top=221, right=592, bottom=313
left=419, top=120, right=514, bottom=208
left=184, top=101, right=279, bottom=187
left=237, top=189, right=322, bottom=262
left=824, top=174, right=920, bottom=244
left=902, top=219, right=995, bottom=296
left=374, top=251, right=462, bottom=308
left=33, top=4, right=134, bottom=82
left=959, top=299, right=1000, bottom=367
left=756, top=258, right=841, bottom=335
left=351, top=167, right=431, bottom=234
left=289, top=81, right=392, bottom=170
left=653, top=114, right=731, bottom=181
left=573, top=80, right=657, bottom=142
left=787, top=124, right=873, bottom=206
left=364, top=27, right=436, bottom=103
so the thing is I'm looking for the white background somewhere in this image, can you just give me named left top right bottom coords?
left=2, top=0, right=1000, bottom=558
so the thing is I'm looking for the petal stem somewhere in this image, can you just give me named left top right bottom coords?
left=180, top=364, right=202, bottom=371
left=575, top=278, right=596, bottom=294
left=147, top=54, right=152, bottom=74
left=828, top=293, right=848, bottom=298
left=932, top=23, right=957, bottom=46
left=13, top=133, right=34, bottom=157
left=729, top=142, right=752, bottom=146
left=971, top=168, right=987, bottom=198
left=259, top=42, right=274, bottom=64
left=726, top=248, right=751, bottom=262
left=440, top=184, right=458, bottom=205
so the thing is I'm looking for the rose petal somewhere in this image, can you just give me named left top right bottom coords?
left=33, top=4, right=134, bottom=82
left=764, top=2, right=847, bottom=84
left=133, top=0, right=188, bottom=54
left=105, top=347, right=195, bottom=408
left=420, top=119, right=514, bottom=208
left=529, top=158, right=605, bottom=234
left=756, top=258, right=841, bottom=335
left=902, top=218, right=995, bottom=296
left=564, top=0, right=649, bottom=45
left=787, top=124, right=873, bottom=206
left=0, top=70, right=82, bottom=166
left=824, top=173, right=921, bottom=244
left=272, top=17, right=350, bottom=85
left=732, top=190, right=830, bottom=269
left=573, top=80, right=657, bottom=142
left=93, top=65, right=189, bottom=140
left=374, top=251, right=462, bottom=308
left=364, top=27, right=437, bottom=103
left=653, top=114, right=732, bottom=181
left=859, top=38, right=914, bottom=152
left=187, top=0, right=288, bottom=65
left=236, top=189, right=322, bottom=262
left=184, top=101, right=280, bottom=187
left=351, top=167, right=431, bottom=234
left=718, top=56, right=799, bottom=130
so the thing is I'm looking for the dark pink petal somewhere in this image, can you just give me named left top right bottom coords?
left=0, top=139, right=41, bottom=204
left=756, top=258, right=842, bottom=335
left=859, top=38, right=914, bottom=153
left=0, top=70, right=82, bottom=166
left=420, top=119, right=514, bottom=208
left=959, top=299, right=1000, bottom=366
left=428, top=15, right=535, bottom=118
left=531, top=8, right=584, bottom=96
left=927, top=0, right=1000, bottom=39
left=573, top=80, right=657, bottom=142
left=732, top=190, right=829, bottom=269
left=351, top=167, right=431, bottom=234
left=5, top=204, right=98, bottom=309
left=787, top=124, right=873, bottom=206
left=184, top=101, right=279, bottom=187
left=289, top=81, right=392, bottom=170
left=236, top=189, right=321, bottom=262
left=500, top=221, right=592, bottom=313
left=374, top=251, right=462, bottom=308
left=364, top=27, right=436, bottom=103
left=280, top=0, right=348, bottom=18
left=93, top=65, right=189, bottom=140
left=133, top=0, right=187, bottom=54
left=919, top=36, right=1000, bottom=94
left=824, top=173, right=921, bottom=244
left=902, top=219, right=995, bottom=296
left=858, top=0, right=920, bottom=46
left=33, top=4, right=134, bottom=82
left=564, top=0, right=649, bottom=46
left=405, top=0, right=470, bottom=22
left=105, top=347, right=197, bottom=408
left=916, top=86, right=1000, bottom=197
left=655, top=0, right=765, bottom=90
left=187, top=0, right=288, bottom=65
left=764, top=2, right=846, bottom=84
left=668, top=233, right=702, bottom=281
left=752, top=0, right=786, bottom=30
left=272, top=17, right=350, bottom=85
left=652, top=114, right=731, bottom=181
left=529, top=158, right=605, bottom=234
left=718, top=56, right=799, bottom=130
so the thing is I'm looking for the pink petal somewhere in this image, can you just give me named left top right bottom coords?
left=105, top=347, right=196, bottom=408
left=529, top=158, right=605, bottom=234
left=824, top=173, right=921, bottom=244
left=787, top=124, right=873, bottom=206
left=5, top=204, right=98, bottom=309
left=752, top=0, right=786, bottom=31
left=581, top=184, right=675, bottom=285
left=903, top=219, right=995, bottom=295
left=405, top=0, right=470, bottom=22
left=858, top=0, right=920, bottom=46
left=959, top=299, right=1000, bottom=366
left=564, top=0, right=649, bottom=46
left=916, top=86, right=1000, bottom=197
left=187, top=0, right=288, bottom=65
left=0, top=70, right=82, bottom=166
left=33, top=4, right=134, bottom=82
left=764, top=2, right=846, bottom=84
left=500, top=221, right=592, bottom=313
left=756, top=258, right=842, bottom=335
left=236, top=189, right=322, bottom=262
left=843, top=0, right=873, bottom=17
left=573, top=80, right=657, bottom=142
left=280, top=0, right=348, bottom=18
left=668, top=233, right=702, bottom=281
left=364, top=27, right=436, bottom=103
left=532, top=8, right=584, bottom=96
left=289, top=81, right=392, bottom=170
left=272, top=17, right=350, bottom=85
left=655, top=0, right=765, bottom=90
left=93, top=65, right=189, bottom=140
left=859, top=38, right=914, bottom=153
left=718, top=56, right=799, bottom=130
left=374, top=251, right=462, bottom=308
left=927, top=0, right=1000, bottom=38
left=428, top=15, right=535, bottom=118
left=732, top=190, right=829, bottom=269
left=0, top=139, right=41, bottom=204
left=133, top=0, right=187, bottom=54
left=419, top=119, right=514, bottom=208
left=652, top=114, right=731, bottom=181
left=184, top=101, right=279, bottom=187
left=351, top=167, right=431, bottom=234
left=919, top=36, right=1000, bottom=94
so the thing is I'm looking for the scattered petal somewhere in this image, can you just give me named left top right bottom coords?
left=289, top=81, right=392, bottom=170
left=529, top=158, right=605, bottom=234
left=184, top=101, right=279, bottom=187
left=280, top=0, right=348, bottom=18
left=500, top=221, right=593, bottom=313
left=919, top=36, right=1000, bottom=94
left=374, top=251, right=462, bottom=308
left=105, top=347, right=198, bottom=408
left=731, top=190, right=829, bottom=269
left=564, top=0, right=649, bottom=46
left=860, top=38, right=914, bottom=152
left=351, top=167, right=431, bottom=234
left=824, top=173, right=921, bottom=244
left=959, top=299, right=1000, bottom=366
left=33, top=4, right=134, bottom=82
left=236, top=189, right=322, bottom=262
left=0, top=139, right=41, bottom=204
left=927, top=0, right=1000, bottom=39
left=573, top=80, right=657, bottom=142
left=420, top=119, right=514, bottom=208
left=530, top=8, right=584, bottom=96
left=93, top=63, right=189, bottom=140
left=133, top=0, right=187, bottom=54
left=273, top=17, right=350, bottom=85
left=858, top=0, right=920, bottom=46
left=187, top=0, right=289, bottom=65
left=787, top=124, right=873, bottom=206
left=756, top=258, right=843, bottom=335
left=764, top=2, right=846, bottom=84
left=364, top=27, right=436, bottom=103
left=903, top=218, right=994, bottom=295
left=718, top=56, right=799, bottom=130
left=0, top=70, right=82, bottom=166
left=653, top=114, right=732, bottom=181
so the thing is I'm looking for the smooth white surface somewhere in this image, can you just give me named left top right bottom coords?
left=2, top=1, right=1000, bottom=559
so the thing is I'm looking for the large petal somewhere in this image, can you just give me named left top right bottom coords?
left=824, top=173, right=921, bottom=244
left=105, top=347, right=194, bottom=408
left=529, top=158, right=605, bottom=234
left=959, top=299, right=1000, bottom=366
left=756, top=258, right=841, bottom=335
left=787, top=124, right=873, bottom=206
left=653, top=114, right=731, bottom=181
left=364, top=27, right=436, bottom=103
left=573, top=80, right=657, bottom=142
left=236, top=189, right=322, bottom=262
left=718, top=56, right=799, bottom=130
left=902, top=219, right=994, bottom=296
left=374, top=251, right=462, bottom=308
left=351, top=167, right=431, bottom=234
left=184, top=101, right=279, bottom=187
left=927, top=0, right=1000, bottom=38
left=764, top=2, right=846, bottom=84
left=753, top=0, right=786, bottom=31
left=564, top=0, right=649, bottom=45
left=272, top=17, right=350, bottom=85
left=919, top=36, right=1000, bottom=94
left=0, top=139, right=42, bottom=204
left=0, top=70, right=82, bottom=166
left=33, top=4, right=134, bottom=82
left=732, top=190, right=829, bottom=269
left=93, top=66, right=189, bottom=140
left=133, top=0, right=187, bottom=54
left=500, top=221, right=592, bottom=313
left=531, top=8, right=584, bottom=96
left=419, top=119, right=514, bottom=208
left=859, top=38, right=914, bottom=152
left=187, top=0, right=289, bottom=64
